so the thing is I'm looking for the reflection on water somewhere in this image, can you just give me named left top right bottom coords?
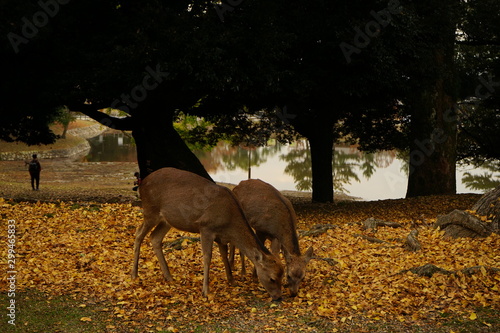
left=85, top=132, right=499, bottom=200
left=84, top=132, right=137, bottom=162
left=195, top=140, right=499, bottom=200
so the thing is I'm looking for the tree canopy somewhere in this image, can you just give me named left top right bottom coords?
left=1, top=0, right=498, bottom=201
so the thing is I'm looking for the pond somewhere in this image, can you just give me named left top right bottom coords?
left=85, top=132, right=137, bottom=162
left=85, top=132, right=499, bottom=201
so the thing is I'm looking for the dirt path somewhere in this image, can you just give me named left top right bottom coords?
left=0, top=159, right=140, bottom=203
left=0, top=159, right=324, bottom=204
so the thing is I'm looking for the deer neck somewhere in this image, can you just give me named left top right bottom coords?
left=281, top=218, right=302, bottom=258
left=237, top=227, right=271, bottom=264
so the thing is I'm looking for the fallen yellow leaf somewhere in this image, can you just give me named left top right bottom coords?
left=4, top=198, right=498, bottom=330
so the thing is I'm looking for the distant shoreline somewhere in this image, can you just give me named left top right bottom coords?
left=0, top=119, right=106, bottom=161
left=0, top=159, right=360, bottom=204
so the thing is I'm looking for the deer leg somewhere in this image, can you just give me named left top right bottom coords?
left=217, top=242, right=235, bottom=285
left=150, top=221, right=173, bottom=281
left=228, top=244, right=235, bottom=269
left=240, top=250, right=246, bottom=276
left=252, top=232, right=269, bottom=281
left=270, top=238, right=281, bottom=257
left=200, top=232, right=215, bottom=297
left=229, top=244, right=246, bottom=276
left=132, top=220, right=157, bottom=279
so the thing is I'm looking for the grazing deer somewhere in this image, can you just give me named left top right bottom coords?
left=132, top=168, right=283, bottom=301
left=232, top=179, right=313, bottom=297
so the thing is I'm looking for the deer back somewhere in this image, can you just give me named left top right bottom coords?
left=233, top=179, right=300, bottom=255
left=233, top=179, right=313, bottom=297
left=141, top=169, right=285, bottom=262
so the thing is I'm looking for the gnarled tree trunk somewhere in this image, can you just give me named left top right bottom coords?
left=433, top=186, right=499, bottom=237
left=71, top=102, right=213, bottom=182
left=472, top=185, right=500, bottom=232
left=132, top=105, right=213, bottom=181
left=434, top=209, right=492, bottom=238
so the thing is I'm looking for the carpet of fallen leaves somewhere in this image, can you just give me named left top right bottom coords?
left=1, top=194, right=499, bottom=332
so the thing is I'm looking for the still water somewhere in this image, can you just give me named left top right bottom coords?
left=86, top=132, right=499, bottom=201
left=85, top=132, right=137, bottom=162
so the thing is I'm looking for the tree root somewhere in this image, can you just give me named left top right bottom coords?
left=363, top=217, right=404, bottom=230
left=353, top=234, right=387, bottom=244
left=434, top=209, right=492, bottom=238
left=311, top=256, right=338, bottom=266
left=165, top=236, right=200, bottom=251
left=472, top=185, right=500, bottom=231
left=300, top=224, right=338, bottom=237
left=399, top=263, right=500, bottom=277
left=403, top=229, right=421, bottom=252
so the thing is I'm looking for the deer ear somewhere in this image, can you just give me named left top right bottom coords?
left=304, top=246, right=314, bottom=263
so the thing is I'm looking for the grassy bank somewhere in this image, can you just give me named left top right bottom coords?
left=0, top=120, right=95, bottom=154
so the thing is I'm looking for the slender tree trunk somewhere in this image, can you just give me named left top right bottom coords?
left=291, top=109, right=335, bottom=203
left=308, top=131, right=334, bottom=203
left=61, top=125, right=68, bottom=139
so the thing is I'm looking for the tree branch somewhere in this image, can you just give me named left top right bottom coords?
left=456, top=39, right=500, bottom=46
left=67, top=104, right=134, bottom=131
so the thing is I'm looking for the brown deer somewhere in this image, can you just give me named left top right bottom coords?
left=132, top=168, right=283, bottom=301
left=232, top=179, right=313, bottom=297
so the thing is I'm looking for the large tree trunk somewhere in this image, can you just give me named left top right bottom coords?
left=406, top=0, right=459, bottom=198
left=73, top=103, right=212, bottom=182
left=132, top=107, right=213, bottom=181
left=405, top=78, right=457, bottom=197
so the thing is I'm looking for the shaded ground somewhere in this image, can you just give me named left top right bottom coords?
left=2, top=154, right=499, bottom=333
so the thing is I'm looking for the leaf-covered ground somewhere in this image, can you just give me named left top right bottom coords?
left=1, top=194, right=499, bottom=332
